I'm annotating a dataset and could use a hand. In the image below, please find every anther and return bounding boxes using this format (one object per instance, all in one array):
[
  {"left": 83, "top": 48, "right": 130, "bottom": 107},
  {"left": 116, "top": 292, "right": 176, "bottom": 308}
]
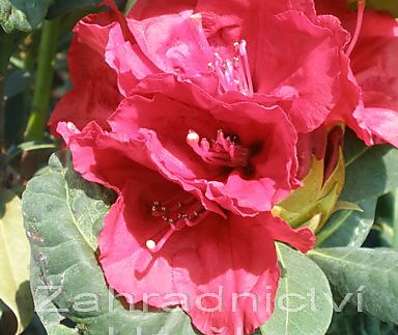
[{"left": 146, "top": 240, "right": 157, "bottom": 250}]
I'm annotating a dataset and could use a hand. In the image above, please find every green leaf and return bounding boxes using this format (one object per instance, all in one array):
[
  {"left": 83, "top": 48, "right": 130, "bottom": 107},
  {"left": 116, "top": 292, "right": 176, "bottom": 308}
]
[
  {"left": 10, "top": 0, "right": 53, "bottom": 27},
  {"left": 260, "top": 244, "right": 333, "bottom": 335},
  {"left": 4, "top": 69, "right": 31, "bottom": 98},
  {"left": 0, "top": 299, "right": 5, "bottom": 319},
  {"left": 327, "top": 304, "right": 398, "bottom": 335},
  {"left": 22, "top": 153, "right": 197, "bottom": 335},
  {"left": 317, "top": 197, "right": 377, "bottom": 247},
  {"left": 30, "top": 256, "right": 79, "bottom": 334},
  {"left": 365, "top": 0, "right": 398, "bottom": 17},
  {"left": 347, "top": 0, "right": 398, "bottom": 18},
  {"left": 47, "top": 0, "right": 101, "bottom": 18},
  {"left": 124, "top": 0, "right": 137, "bottom": 15},
  {"left": 0, "top": 190, "right": 34, "bottom": 333},
  {"left": 310, "top": 248, "right": 398, "bottom": 325},
  {"left": 342, "top": 131, "right": 398, "bottom": 203},
  {"left": 318, "top": 131, "right": 398, "bottom": 248},
  {"left": 0, "top": 30, "right": 23, "bottom": 74},
  {"left": 375, "top": 190, "right": 398, "bottom": 248},
  {"left": 7, "top": 141, "right": 57, "bottom": 160},
  {"left": 0, "top": 0, "right": 52, "bottom": 32}
]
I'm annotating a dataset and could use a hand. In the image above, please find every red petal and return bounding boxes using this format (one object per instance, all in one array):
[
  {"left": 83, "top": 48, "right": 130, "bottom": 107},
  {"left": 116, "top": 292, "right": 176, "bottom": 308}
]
[
  {"left": 100, "top": 187, "right": 285, "bottom": 335},
  {"left": 109, "top": 89, "right": 298, "bottom": 215},
  {"left": 49, "top": 13, "right": 122, "bottom": 133},
  {"left": 126, "top": 11, "right": 213, "bottom": 76},
  {"left": 265, "top": 215, "right": 316, "bottom": 253}
]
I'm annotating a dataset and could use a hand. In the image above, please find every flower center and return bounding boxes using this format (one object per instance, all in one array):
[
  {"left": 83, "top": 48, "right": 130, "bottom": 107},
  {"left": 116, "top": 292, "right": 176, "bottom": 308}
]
[
  {"left": 146, "top": 195, "right": 207, "bottom": 253},
  {"left": 186, "top": 129, "right": 249, "bottom": 168},
  {"left": 208, "top": 40, "right": 254, "bottom": 96}
]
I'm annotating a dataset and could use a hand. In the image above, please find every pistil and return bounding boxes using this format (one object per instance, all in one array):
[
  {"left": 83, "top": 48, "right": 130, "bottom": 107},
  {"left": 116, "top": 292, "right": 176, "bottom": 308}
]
[{"left": 145, "top": 196, "right": 206, "bottom": 253}]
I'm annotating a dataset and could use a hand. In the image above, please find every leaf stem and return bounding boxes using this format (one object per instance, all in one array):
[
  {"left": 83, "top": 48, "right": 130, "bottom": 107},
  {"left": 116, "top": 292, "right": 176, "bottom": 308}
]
[{"left": 24, "top": 18, "right": 61, "bottom": 141}]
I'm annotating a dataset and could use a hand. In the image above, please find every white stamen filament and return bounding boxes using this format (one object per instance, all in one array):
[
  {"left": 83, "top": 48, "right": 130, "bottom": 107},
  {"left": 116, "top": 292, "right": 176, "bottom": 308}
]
[{"left": 210, "top": 40, "right": 254, "bottom": 96}]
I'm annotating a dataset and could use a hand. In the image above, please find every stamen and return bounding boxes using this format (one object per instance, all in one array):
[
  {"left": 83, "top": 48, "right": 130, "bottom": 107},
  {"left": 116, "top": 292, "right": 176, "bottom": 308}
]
[
  {"left": 239, "top": 40, "right": 254, "bottom": 95},
  {"left": 210, "top": 40, "right": 254, "bottom": 96},
  {"left": 145, "top": 195, "right": 207, "bottom": 253},
  {"left": 146, "top": 240, "right": 157, "bottom": 250},
  {"left": 186, "top": 129, "right": 249, "bottom": 167},
  {"left": 190, "top": 13, "right": 202, "bottom": 23},
  {"left": 346, "top": 0, "right": 366, "bottom": 56},
  {"left": 146, "top": 228, "right": 175, "bottom": 253},
  {"left": 187, "top": 130, "right": 200, "bottom": 143}
]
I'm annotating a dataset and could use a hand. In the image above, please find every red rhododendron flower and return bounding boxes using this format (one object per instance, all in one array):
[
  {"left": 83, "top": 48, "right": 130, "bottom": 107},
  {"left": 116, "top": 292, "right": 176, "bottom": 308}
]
[
  {"left": 109, "top": 88, "right": 299, "bottom": 216},
  {"left": 49, "top": 0, "right": 366, "bottom": 216},
  {"left": 316, "top": 0, "right": 398, "bottom": 148},
  {"left": 57, "top": 121, "right": 315, "bottom": 335},
  {"left": 106, "top": 0, "right": 350, "bottom": 134},
  {"left": 50, "top": 0, "right": 352, "bottom": 135}
]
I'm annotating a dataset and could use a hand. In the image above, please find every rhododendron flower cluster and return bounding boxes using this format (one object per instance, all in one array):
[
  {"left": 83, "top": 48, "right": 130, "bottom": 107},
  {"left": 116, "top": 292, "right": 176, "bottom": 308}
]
[{"left": 50, "top": 0, "right": 398, "bottom": 334}]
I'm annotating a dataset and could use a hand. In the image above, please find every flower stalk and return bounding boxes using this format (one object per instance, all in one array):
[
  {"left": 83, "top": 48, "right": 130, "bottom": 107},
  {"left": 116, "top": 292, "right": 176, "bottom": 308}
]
[{"left": 24, "top": 18, "right": 61, "bottom": 141}]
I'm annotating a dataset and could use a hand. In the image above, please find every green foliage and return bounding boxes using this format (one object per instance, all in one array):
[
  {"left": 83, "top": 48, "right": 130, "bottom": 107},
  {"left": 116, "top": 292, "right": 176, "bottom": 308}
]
[
  {"left": 0, "top": 190, "right": 34, "bottom": 333},
  {"left": 366, "top": 0, "right": 398, "bottom": 17},
  {"left": 0, "top": 0, "right": 52, "bottom": 32},
  {"left": 318, "top": 197, "right": 378, "bottom": 247},
  {"left": 22, "top": 153, "right": 198, "bottom": 335},
  {"left": 318, "top": 131, "right": 398, "bottom": 248},
  {"left": 261, "top": 244, "right": 333, "bottom": 335},
  {"left": 310, "top": 248, "right": 398, "bottom": 325},
  {"left": 46, "top": 0, "right": 101, "bottom": 18},
  {"left": 0, "top": 0, "right": 397, "bottom": 333},
  {"left": 343, "top": 131, "right": 398, "bottom": 203},
  {"left": 327, "top": 305, "right": 398, "bottom": 335}
]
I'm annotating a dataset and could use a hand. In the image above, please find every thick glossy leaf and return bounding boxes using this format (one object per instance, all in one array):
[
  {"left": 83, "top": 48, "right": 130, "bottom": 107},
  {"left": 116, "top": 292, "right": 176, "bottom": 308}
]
[
  {"left": 48, "top": 326, "right": 80, "bottom": 335},
  {"left": 0, "top": 0, "right": 52, "bottom": 32},
  {"left": 318, "top": 131, "right": 398, "bottom": 248},
  {"left": 30, "top": 258, "right": 79, "bottom": 335},
  {"left": 327, "top": 304, "right": 398, "bottom": 335},
  {"left": 260, "top": 244, "right": 333, "bottom": 335},
  {"left": 0, "top": 190, "right": 34, "bottom": 333},
  {"left": 342, "top": 131, "right": 398, "bottom": 203},
  {"left": 375, "top": 190, "right": 398, "bottom": 248},
  {"left": 10, "top": 0, "right": 52, "bottom": 26},
  {"left": 310, "top": 248, "right": 398, "bottom": 325},
  {"left": 22, "top": 153, "right": 197, "bottom": 335},
  {"left": 317, "top": 197, "right": 377, "bottom": 248}
]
